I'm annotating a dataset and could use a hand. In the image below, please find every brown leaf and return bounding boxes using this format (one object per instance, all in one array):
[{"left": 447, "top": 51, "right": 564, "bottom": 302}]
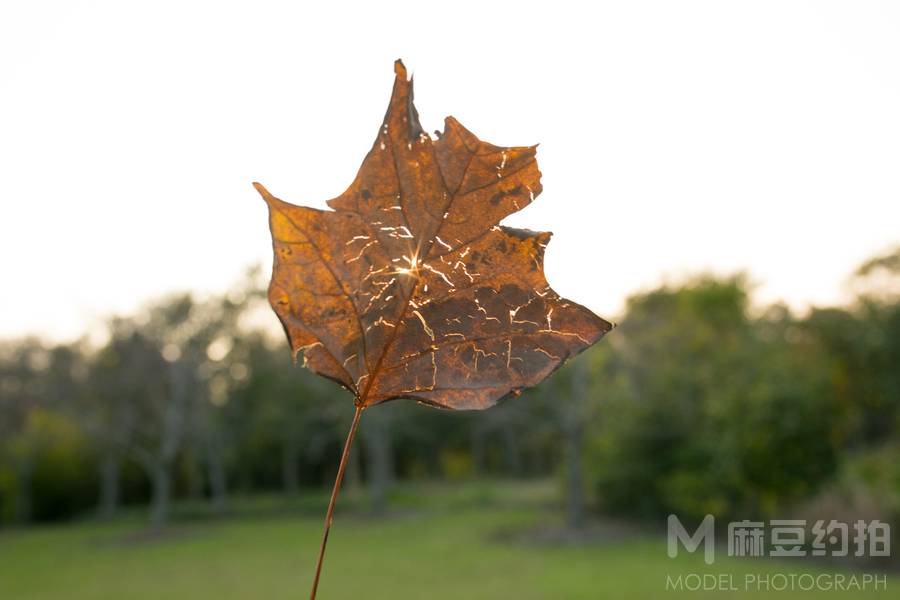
[{"left": 255, "top": 60, "right": 612, "bottom": 410}]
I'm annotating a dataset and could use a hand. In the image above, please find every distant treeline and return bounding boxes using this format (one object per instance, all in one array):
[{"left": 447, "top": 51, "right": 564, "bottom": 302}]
[{"left": 1, "top": 249, "right": 898, "bottom": 531}]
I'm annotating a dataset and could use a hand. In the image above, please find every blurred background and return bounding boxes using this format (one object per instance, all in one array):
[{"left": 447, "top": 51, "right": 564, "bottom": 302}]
[
  {"left": 2, "top": 1, "right": 899, "bottom": 598},
  {"left": 1, "top": 256, "right": 899, "bottom": 598}
]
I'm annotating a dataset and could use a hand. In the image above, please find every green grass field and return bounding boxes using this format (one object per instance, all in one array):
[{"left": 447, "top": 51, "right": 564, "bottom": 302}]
[{"left": 1, "top": 481, "right": 895, "bottom": 599}]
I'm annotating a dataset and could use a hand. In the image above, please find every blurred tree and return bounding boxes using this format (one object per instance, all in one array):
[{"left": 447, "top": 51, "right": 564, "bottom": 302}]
[
  {"left": 83, "top": 321, "right": 159, "bottom": 519},
  {"left": 532, "top": 349, "right": 599, "bottom": 530},
  {"left": 1, "top": 249, "right": 897, "bottom": 529},
  {"left": 562, "top": 355, "right": 589, "bottom": 529},
  {"left": 0, "top": 339, "right": 91, "bottom": 522},
  {"left": 0, "top": 339, "right": 52, "bottom": 522},
  {"left": 805, "top": 246, "right": 900, "bottom": 447},
  {"left": 587, "top": 276, "right": 844, "bottom": 520},
  {"left": 362, "top": 403, "right": 395, "bottom": 514},
  {"left": 90, "top": 292, "right": 246, "bottom": 528},
  {"left": 188, "top": 272, "right": 267, "bottom": 514}
]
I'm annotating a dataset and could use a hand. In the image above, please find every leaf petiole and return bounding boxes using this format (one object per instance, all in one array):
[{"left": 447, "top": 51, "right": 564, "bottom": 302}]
[{"left": 309, "top": 403, "right": 364, "bottom": 600}]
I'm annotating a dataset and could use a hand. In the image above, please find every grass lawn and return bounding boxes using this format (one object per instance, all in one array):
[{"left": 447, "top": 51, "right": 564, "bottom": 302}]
[{"left": 0, "top": 481, "right": 896, "bottom": 599}]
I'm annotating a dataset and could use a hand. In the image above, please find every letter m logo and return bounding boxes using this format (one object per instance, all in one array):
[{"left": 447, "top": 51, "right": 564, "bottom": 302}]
[{"left": 668, "top": 514, "right": 715, "bottom": 564}]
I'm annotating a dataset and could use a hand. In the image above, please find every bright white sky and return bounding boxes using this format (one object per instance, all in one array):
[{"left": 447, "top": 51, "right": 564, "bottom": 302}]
[{"left": 2, "top": 1, "right": 899, "bottom": 342}]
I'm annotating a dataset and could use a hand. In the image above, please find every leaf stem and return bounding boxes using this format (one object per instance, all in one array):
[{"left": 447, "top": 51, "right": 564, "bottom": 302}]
[{"left": 310, "top": 404, "right": 364, "bottom": 600}]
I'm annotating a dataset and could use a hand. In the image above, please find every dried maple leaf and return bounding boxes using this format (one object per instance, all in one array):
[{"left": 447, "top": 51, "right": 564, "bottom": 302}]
[
  {"left": 256, "top": 61, "right": 611, "bottom": 411},
  {"left": 253, "top": 60, "right": 612, "bottom": 599}
]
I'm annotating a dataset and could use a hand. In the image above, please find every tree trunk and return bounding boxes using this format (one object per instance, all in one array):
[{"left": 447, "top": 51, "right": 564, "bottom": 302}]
[
  {"left": 564, "top": 418, "right": 586, "bottom": 530},
  {"left": 147, "top": 359, "right": 189, "bottom": 529},
  {"left": 237, "top": 461, "right": 254, "bottom": 494},
  {"left": 97, "top": 451, "right": 120, "bottom": 519},
  {"left": 282, "top": 433, "right": 301, "bottom": 494},
  {"left": 207, "top": 444, "right": 228, "bottom": 514},
  {"left": 470, "top": 426, "right": 487, "bottom": 476},
  {"left": 501, "top": 424, "right": 522, "bottom": 476},
  {"left": 344, "top": 429, "right": 363, "bottom": 495},
  {"left": 364, "top": 409, "right": 393, "bottom": 514},
  {"left": 564, "top": 357, "right": 589, "bottom": 531},
  {"left": 184, "top": 446, "right": 205, "bottom": 501},
  {"left": 13, "top": 458, "right": 33, "bottom": 524},
  {"left": 149, "top": 462, "right": 171, "bottom": 530}
]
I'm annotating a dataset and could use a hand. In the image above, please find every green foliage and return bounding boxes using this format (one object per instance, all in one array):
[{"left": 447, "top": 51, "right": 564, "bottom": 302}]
[
  {"left": 26, "top": 410, "right": 97, "bottom": 521},
  {"left": 0, "top": 409, "right": 97, "bottom": 522},
  {"left": 587, "top": 277, "right": 845, "bottom": 521},
  {"left": 0, "top": 249, "right": 898, "bottom": 526},
  {"left": 807, "top": 441, "right": 900, "bottom": 524}
]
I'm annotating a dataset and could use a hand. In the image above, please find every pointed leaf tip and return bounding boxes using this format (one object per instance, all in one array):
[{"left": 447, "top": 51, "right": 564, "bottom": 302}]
[
  {"left": 394, "top": 59, "right": 407, "bottom": 79},
  {"left": 253, "top": 182, "right": 274, "bottom": 204}
]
